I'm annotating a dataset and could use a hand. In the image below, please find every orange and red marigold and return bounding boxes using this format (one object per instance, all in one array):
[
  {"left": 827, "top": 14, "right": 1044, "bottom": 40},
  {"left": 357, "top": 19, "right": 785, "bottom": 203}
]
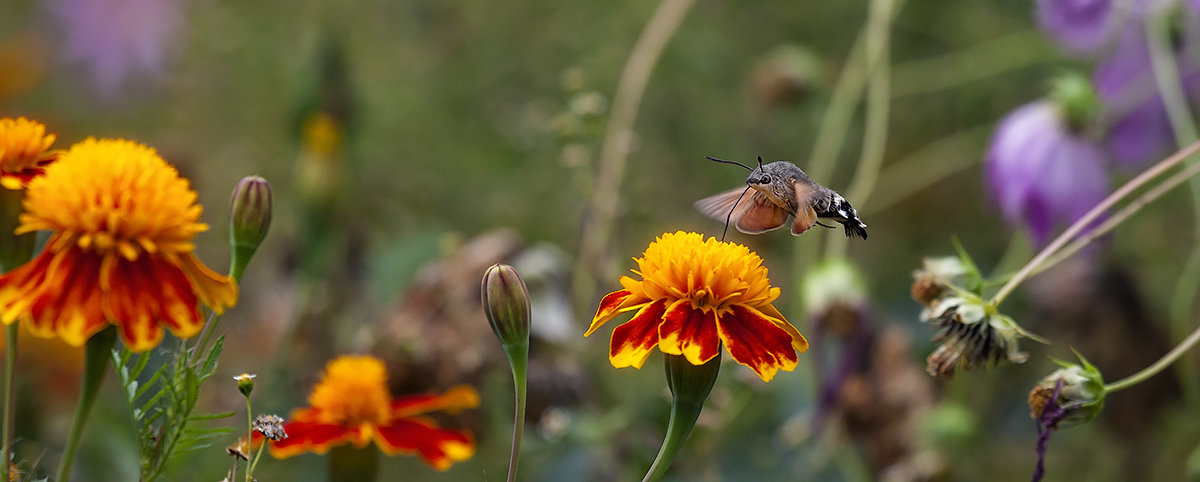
[
  {"left": 0, "top": 137, "right": 237, "bottom": 351},
  {"left": 267, "top": 355, "right": 479, "bottom": 471},
  {"left": 0, "top": 116, "right": 59, "bottom": 189},
  {"left": 585, "top": 231, "right": 809, "bottom": 382}
]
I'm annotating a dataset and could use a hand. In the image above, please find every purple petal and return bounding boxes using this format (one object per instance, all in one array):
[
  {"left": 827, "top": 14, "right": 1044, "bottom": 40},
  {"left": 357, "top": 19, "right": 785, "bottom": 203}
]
[
  {"left": 1035, "top": 0, "right": 1115, "bottom": 55},
  {"left": 49, "top": 0, "right": 185, "bottom": 97}
]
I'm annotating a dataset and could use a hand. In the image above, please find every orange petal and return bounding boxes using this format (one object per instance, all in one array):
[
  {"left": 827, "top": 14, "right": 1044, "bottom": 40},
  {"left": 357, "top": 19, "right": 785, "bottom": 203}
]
[
  {"left": 391, "top": 385, "right": 481, "bottom": 419},
  {"left": 585, "top": 289, "right": 645, "bottom": 336},
  {"left": 609, "top": 298, "right": 667, "bottom": 369},
  {"left": 269, "top": 419, "right": 363, "bottom": 459},
  {"left": 374, "top": 418, "right": 475, "bottom": 470},
  {"left": 177, "top": 253, "right": 238, "bottom": 313},
  {"left": 657, "top": 300, "right": 720, "bottom": 365},
  {"left": 716, "top": 304, "right": 800, "bottom": 382}
]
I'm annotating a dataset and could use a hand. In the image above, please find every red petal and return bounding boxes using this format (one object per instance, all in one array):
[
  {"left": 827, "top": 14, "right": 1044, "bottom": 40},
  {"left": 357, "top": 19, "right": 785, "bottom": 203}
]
[
  {"left": 391, "top": 385, "right": 480, "bottom": 419},
  {"left": 657, "top": 300, "right": 720, "bottom": 365},
  {"left": 717, "top": 305, "right": 800, "bottom": 382},
  {"left": 586, "top": 289, "right": 643, "bottom": 336},
  {"left": 374, "top": 418, "right": 475, "bottom": 470},
  {"left": 609, "top": 298, "right": 667, "bottom": 369},
  {"left": 269, "top": 419, "right": 364, "bottom": 458}
]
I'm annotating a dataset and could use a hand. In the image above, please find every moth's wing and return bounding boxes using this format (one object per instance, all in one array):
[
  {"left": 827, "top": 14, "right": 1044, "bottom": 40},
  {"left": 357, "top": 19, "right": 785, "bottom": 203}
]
[
  {"left": 790, "top": 180, "right": 823, "bottom": 236},
  {"left": 695, "top": 186, "right": 752, "bottom": 221},
  {"left": 735, "top": 192, "right": 790, "bottom": 234}
]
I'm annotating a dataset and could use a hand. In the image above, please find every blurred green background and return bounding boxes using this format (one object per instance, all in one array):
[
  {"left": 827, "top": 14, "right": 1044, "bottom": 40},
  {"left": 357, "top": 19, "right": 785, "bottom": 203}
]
[{"left": 2, "top": 0, "right": 1199, "bottom": 480}]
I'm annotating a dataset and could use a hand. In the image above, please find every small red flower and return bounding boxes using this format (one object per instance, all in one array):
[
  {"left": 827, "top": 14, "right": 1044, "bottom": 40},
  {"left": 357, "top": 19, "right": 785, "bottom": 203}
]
[{"left": 268, "top": 356, "right": 479, "bottom": 471}]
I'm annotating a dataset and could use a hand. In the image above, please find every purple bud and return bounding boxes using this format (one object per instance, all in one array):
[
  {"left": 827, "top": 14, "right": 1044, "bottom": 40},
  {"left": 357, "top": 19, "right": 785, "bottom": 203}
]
[
  {"left": 985, "top": 101, "right": 1109, "bottom": 246},
  {"left": 1035, "top": 0, "right": 1116, "bottom": 55},
  {"left": 482, "top": 264, "right": 531, "bottom": 348}
]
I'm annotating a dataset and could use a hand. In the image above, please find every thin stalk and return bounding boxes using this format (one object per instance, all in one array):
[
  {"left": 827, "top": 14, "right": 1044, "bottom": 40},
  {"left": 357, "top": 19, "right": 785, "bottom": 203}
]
[
  {"left": 575, "top": 0, "right": 696, "bottom": 305},
  {"left": 1147, "top": 7, "right": 1200, "bottom": 405},
  {"left": 641, "top": 398, "right": 705, "bottom": 482},
  {"left": 503, "top": 346, "right": 527, "bottom": 482},
  {"left": 990, "top": 140, "right": 1200, "bottom": 306},
  {"left": 1105, "top": 321, "right": 1200, "bottom": 392},
  {"left": 827, "top": 0, "right": 897, "bottom": 260},
  {"left": 2, "top": 324, "right": 15, "bottom": 480},
  {"left": 243, "top": 397, "right": 253, "bottom": 482},
  {"left": 57, "top": 327, "right": 116, "bottom": 482},
  {"left": 642, "top": 354, "right": 718, "bottom": 482}
]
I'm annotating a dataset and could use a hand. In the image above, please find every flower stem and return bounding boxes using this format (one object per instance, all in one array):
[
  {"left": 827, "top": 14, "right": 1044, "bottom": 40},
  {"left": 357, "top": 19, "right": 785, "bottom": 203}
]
[
  {"left": 243, "top": 397, "right": 253, "bottom": 482},
  {"left": 1147, "top": 8, "right": 1200, "bottom": 406},
  {"left": 503, "top": 343, "right": 527, "bottom": 482},
  {"left": 642, "top": 354, "right": 719, "bottom": 482},
  {"left": 57, "top": 326, "right": 116, "bottom": 482},
  {"left": 574, "top": 0, "right": 696, "bottom": 306},
  {"left": 2, "top": 323, "right": 16, "bottom": 480},
  {"left": 827, "top": 0, "right": 898, "bottom": 260},
  {"left": 990, "top": 140, "right": 1200, "bottom": 306},
  {"left": 1105, "top": 320, "right": 1200, "bottom": 393}
]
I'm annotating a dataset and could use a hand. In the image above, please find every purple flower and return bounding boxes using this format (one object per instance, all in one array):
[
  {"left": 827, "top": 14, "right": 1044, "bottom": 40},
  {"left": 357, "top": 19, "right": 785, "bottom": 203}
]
[
  {"left": 49, "top": 0, "right": 184, "bottom": 97},
  {"left": 986, "top": 101, "right": 1109, "bottom": 246},
  {"left": 1035, "top": 0, "right": 1117, "bottom": 55}
]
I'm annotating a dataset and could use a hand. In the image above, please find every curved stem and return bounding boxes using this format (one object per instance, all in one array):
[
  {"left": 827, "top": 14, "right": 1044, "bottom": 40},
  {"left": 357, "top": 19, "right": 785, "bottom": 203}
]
[
  {"left": 990, "top": 140, "right": 1200, "bottom": 306},
  {"left": 643, "top": 354, "right": 719, "bottom": 482},
  {"left": 57, "top": 327, "right": 116, "bottom": 482},
  {"left": 827, "top": 0, "right": 897, "bottom": 260},
  {"left": 1105, "top": 321, "right": 1200, "bottom": 393},
  {"left": 1147, "top": 7, "right": 1200, "bottom": 405},
  {"left": 503, "top": 344, "right": 527, "bottom": 482},
  {"left": 2, "top": 324, "right": 16, "bottom": 480},
  {"left": 575, "top": 0, "right": 696, "bottom": 305}
]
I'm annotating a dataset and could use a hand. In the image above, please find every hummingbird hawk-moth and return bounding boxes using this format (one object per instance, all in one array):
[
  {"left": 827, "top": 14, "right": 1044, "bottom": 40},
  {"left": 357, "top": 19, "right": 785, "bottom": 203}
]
[{"left": 695, "top": 156, "right": 868, "bottom": 239}]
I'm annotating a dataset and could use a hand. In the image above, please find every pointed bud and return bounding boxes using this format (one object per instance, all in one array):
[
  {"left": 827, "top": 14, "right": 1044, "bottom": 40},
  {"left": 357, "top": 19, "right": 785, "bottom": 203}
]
[
  {"left": 1028, "top": 354, "right": 1105, "bottom": 429},
  {"left": 229, "top": 176, "right": 272, "bottom": 281},
  {"left": 234, "top": 373, "right": 256, "bottom": 398},
  {"left": 482, "top": 264, "right": 531, "bottom": 349}
]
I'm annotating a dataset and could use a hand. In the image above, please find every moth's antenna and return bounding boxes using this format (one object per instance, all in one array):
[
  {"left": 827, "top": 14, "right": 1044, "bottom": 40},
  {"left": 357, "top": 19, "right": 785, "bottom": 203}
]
[
  {"left": 756, "top": 156, "right": 764, "bottom": 172},
  {"left": 706, "top": 156, "right": 754, "bottom": 172},
  {"left": 722, "top": 184, "right": 753, "bottom": 242}
]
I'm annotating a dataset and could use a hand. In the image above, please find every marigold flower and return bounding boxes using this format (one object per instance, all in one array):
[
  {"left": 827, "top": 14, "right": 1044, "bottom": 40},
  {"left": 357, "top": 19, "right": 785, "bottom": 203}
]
[
  {"left": 269, "top": 356, "right": 479, "bottom": 471},
  {"left": 0, "top": 138, "right": 237, "bottom": 351},
  {"left": 585, "top": 231, "right": 809, "bottom": 382},
  {"left": 0, "top": 116, "right": 59, "bottom": 189}
]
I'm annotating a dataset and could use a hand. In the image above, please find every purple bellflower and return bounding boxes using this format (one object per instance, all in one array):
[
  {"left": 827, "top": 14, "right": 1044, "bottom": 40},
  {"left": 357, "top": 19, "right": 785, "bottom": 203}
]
[
  {"left": 985, "top": 100, "right": 1109, "bottom": 246},
  {"left": 1035, "top": 0, "right": 1119, "bottom": 55}
]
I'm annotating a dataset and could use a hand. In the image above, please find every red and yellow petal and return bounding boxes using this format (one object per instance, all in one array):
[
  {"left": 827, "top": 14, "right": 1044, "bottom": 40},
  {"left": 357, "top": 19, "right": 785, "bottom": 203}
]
[
  {"left": 269, "top": 416, "right": 368, "bottom": 458},
  {"left": 176, "top": 253, "right": 238, "bottom": 314},
  {"left": 585, "top": 289, "right": 647, "bottom": 337},
  {"left": 374, "top": 418, "right": 475, "bottom": 470},
  {"left": 657, "top": 300, "right": 721, "bottom": 365},
  {"left": 103, "top": 254, "right": 205, "bottom": 352},
  {"left": 716, "top": 304, "right": 800, "bottom": 382},
  {"left": 754, "top": 303, "right": 809, "bottom": 354},
  {"left": 392, "top": 385, "right": 480, "bottom": 419},
  {"left": 609, "top": 298, "right": 668, "bottom": 369},
  {"left": 0, "top": 246, "right": 108, "bottom": 346}
]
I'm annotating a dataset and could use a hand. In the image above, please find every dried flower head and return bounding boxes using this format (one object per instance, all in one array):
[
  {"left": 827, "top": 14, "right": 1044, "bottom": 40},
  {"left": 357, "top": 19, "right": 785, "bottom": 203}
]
[
  {"left": 924, "top": 294, "right": 1041, "bottom": 380},
  {"left": 253, "top": 414, "right": 288, "bottom": 442}
]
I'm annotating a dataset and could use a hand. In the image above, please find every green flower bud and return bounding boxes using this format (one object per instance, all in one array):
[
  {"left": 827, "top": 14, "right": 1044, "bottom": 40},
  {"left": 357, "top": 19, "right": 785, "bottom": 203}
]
[
  {"left": 1028, "top": 353, "right": 1105, "bottom": 429},
  {"left": 481, "top": 263, "right": 531, "bottom": 349},
  {"left": 229, "top": 176, "right": 272, "bottom": 281},
  {"left": 1048, "top": 72, "right": 1101, "bottom": 133},
  {"left": 234, "top": 373, "right": 256, "bottom": 398}
]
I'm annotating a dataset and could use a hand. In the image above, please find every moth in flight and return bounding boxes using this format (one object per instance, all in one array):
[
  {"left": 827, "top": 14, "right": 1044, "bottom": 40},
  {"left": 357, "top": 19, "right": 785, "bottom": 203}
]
[{"left": 695, "top": 156, "right": 868, "bottom": 239}]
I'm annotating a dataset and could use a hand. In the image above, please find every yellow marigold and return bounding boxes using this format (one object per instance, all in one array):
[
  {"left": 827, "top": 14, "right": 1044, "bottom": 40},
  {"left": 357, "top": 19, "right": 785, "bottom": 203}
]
[
  {"left": 586, "top": 231, "right": 809, "bottom": 382},
  {"left": 268, "top": 356, "right": 479, "bottom": 470},
  {"left": 0, "top": 116, "right": 59, "bottom": 189},
  {"left": 0, "top": 138, "right": 237, "bottom": 351}
]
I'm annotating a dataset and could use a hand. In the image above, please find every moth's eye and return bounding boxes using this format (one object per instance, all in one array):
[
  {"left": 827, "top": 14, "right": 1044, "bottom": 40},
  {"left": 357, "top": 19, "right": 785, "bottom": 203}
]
[{"left": 759, "top": 175, "right": 772, "bottom": 184}]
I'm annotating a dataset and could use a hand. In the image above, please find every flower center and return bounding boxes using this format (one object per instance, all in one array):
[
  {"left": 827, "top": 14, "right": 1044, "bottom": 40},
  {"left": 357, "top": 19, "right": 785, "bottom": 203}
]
[
  {"left": 635, "top": 232, "right": 778, "bottom": 312},
  {"left": 18, "top": 138, "right": 208, "bottom": 259},
  {"left": 307, "top": 356, "right": 393, "bottom": 426}
]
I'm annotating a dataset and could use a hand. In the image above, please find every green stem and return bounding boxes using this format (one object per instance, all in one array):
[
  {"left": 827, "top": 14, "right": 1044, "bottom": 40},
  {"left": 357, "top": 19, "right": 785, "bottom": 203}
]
[
  {"left": 243, "top": 397, "right": 253, "bottom": 482},
  {"left": 827, "top": 0, "right": 897, "bottom": 260},
  {"left": 642, "top": 354, "right": 719, "bottom": 482},
  {"left": 990, "top": 140, "right": 1200, "bottom": 306},
  {"left": 57, "top": 327, "right": 116, "bottom": 482},
  {"left": 1147, "top": 7, "right": 1200, "bottom": 407},
  {"left": 574, "top": 0, "right": 696, "bottom": 307},
  {"left": 2, "top": 323, "right": 16, "bottom": 480},
  {"left": 503, "top": 343, "right": 527, "bottom": 482},
  {"left": 1105, "top": 320, "right": 1200, "bottom": 393}
]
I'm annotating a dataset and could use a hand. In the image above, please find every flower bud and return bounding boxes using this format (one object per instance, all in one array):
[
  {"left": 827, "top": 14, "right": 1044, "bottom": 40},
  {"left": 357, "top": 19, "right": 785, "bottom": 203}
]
[
  {"left": 234, "top": 373, "right": 256, "bottom": 398},
  {"left": 1028, "top": 355, "right": 1105, "bottom": 429},
  {"left": 482, "top": 264, "right": 531, "bottom": 349},
  {"left": 229, "top": 176, "right": 272, "bottom": 280},
  {"left": 911, "top": 256, "right": 967, "bottom": 307}
]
